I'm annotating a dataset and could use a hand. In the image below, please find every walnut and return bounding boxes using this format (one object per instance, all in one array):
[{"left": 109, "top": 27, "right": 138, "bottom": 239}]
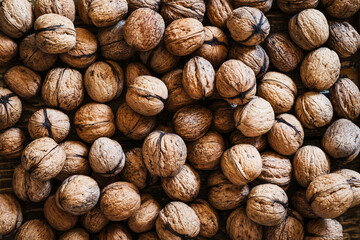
[
  {"left": 0, "top": 194, "right": 22, "bottom": 236},
  {"left": 210, "top": 101, "right": 235, "bottom": 133},
  {"left": 227, "top": 7, "right": 270, "bottom": 46},
  {"left": 215, "top": 59, "right": 256, "bottom": 105},
  {"left": 322, "top": 118, "right": 360, "bottom": 163},
  {"left": 300, "top": 47, "right": 340, "bottom": 91},
  {"left": 246, "top": 184, "right": 288, "bottom": 226},
  {"left": 44, "top": 194, "right": 79, "bottom": 231},
  {"left": 91, "top": 172, "right": 121, "bottom": 189},
  {"left": 74, "top": 103, "right": 116, "bottom": 143},
  {"left": 56, "top": 175, "right": 100, "bottom": 215},
  {"left": 277, "top": 0, "right": 319, "bottom": 14},
  {"left": 59, "top": 228, "right": 89, "bottom": 240},
  {"left": 164, "top": 18, "right": 205, "bottom": 56},
  {"left": 322, "top": 0, "right": 360, "bottom": 19},
  {"left": 207, "top": 171, "right": 250, "bottom": 210},
  {"left": 80, "top": 206, "right": 109, "bottom": 234},
  {"left": 125, "top": 62, "right": 151, "bottom": 87},
  {"left": 233, "top": 0, "right": 273, "bottom": 12},
  {"left": 264, "top": 33, "right": 304, "bottom": 73},
  {"left": 77, "top": 0, "right": 128, "bottom": 27},
  {"left": 334, "top": 169, "right": 360, "bottom": 208},
  {"left": 21, "top": 137, "right": 66, "bottom": 181},
  {"left": 230, "top": 130, "right": 267, "bottom": 151},
  {"left": 99, "top": 223, "right": 132, "bottom": 240},
  {"left": 155, "top": 122, "right": 174, "bottom": 133},
  {"left": 142, "top": 131, "right": 187, "bottom": 177},
  {"left": 128, "top": 0, "right": 160, "bottom": 11},
  {"left": 0, "top": 87, "right": 22, "bottom": 131},
  {"left": 226, "top": 207, "right": 263, "bottom": 240},
  {"left": 116, "top": 103, "right": 156, "bottom": 140},
  {"left": 126, "top": 75, "right": 168, "bottom": 116},
  {"left": 306, "top": 173, "right": 353, "bottom": 218},
  {"left": 100, "top": 181, "right": 141, "bottom": 221},
  {"left": 267, "top": 114, "right": 304, "bottom": 156},
  {"left": 28, "top": 108, "right": 70, "bottom": 142},
  {"left": 139, "top": 231, "right": 159, "bottom": 240},
  {"left": 234, "top": 97, "right": 275, "bottom": 137},
  {"left": 12, "top": 164, "right": 52, "bottom": 202},
  {"left": 0, "top": 0, "right": 33, "bottom": 38},
  {"left": 291, "top": 189, "right": 317, "bottom": 218},
  {"left": 156, "top": 201, "right": 200, "bottom": 240},
  {"left": 173, "top": 105, "right": 213, "bottom": 141},
  {"left": 206, "top": 0, "right": 233, "bottom": 28},
  {"left": 0, "top": 32, "right": 18, "bottom": 66},
  {"left": 35, "top": 0, "right": 75, "bottom": 22},
  {"left": 19, "top": 34, "right": 57, "bottom": 72},
  {"left": 14, "top": 220, "right": 55, "bottom": 240},
  {"left": 190, "top": 199, "right": 219, "bottom": 238},
  {"left": 330, "top": 78, "right": 360, "bottom": 120},
  {"left": 288, "top": 9, "right": 329, "bottom": 50},
  {"left": 0, "top": 128, "right": 26, "bottom": 159},
  {"left": 34, "top": 14, "right": 76, "bottom": 54},
  {"left": 161, "top": 0, "right": 205, "bottom": 24},
  {"left": 328, "top": 21, "right": 360, "bottom": 58},
  {"left": 123, "top": 8, "right": 165, "bottom": 51},
  {"left": 305, "top": 218, "right": 343, "bottom": 240}
]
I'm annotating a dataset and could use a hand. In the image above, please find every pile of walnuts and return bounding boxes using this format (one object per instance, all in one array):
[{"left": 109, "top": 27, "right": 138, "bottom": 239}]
[{"left": 0, "top": 0, "right": 360, "bottom": 239}]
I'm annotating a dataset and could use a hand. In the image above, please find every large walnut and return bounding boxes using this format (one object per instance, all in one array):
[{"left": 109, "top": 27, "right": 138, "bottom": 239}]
[
  {"left": 35, "top": 0, "right": 75, "bottom": 21},
  {"left": 0, "top": 194, "right": 22, "bottom": 236},
  {"left": 99, "top": 223, "right": 132, "bottom": 240},
  {"left": 0, "top": 87, "right": 22, "bottom": 131},
  {"left": 14, "top": 220, "right": 55, "bottom": 240},
  {"left": 322, "top": 0, "right": 360, "bottom": 19},
  {"left": 233, "top": 0, "right": 273, "bottom": 12},
  {"left": 328, "top": 21, "right": 360, "bottom": 58},
  {"left": 277, "top": 0, "right": 318, "bottom": 14},
  {"left": 206, "top": 0, "right": 233, "bottom": 28},
  {"left": 0, "top": 128, "right": 26, "bottom": 159},
  {"left": 0, "top": 32, "right": 18, "bottom": 66},
  {"left": 230, "top": 130, "right": 267, "bottom": 151},
  {"left": 291, "top": 189, "right": 317, "bottom": 218},
  {"left": 80, "top": 206, "right": 109, "bottom": 234},
  {"left": 305, "top": 218, "right": 343, "bottom": 240},
  {"left": 160, "top": 0, "right": 206, "bottom": 24},
  {"left": 190, "top": 199, "right": 220, "bottom": 238}
]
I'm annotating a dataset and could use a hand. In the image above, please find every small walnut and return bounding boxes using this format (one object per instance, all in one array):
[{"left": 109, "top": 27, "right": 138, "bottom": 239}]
[
  {"left": 277, "top": 0, "right": 319, "bottom": 14},
  {"left": 0, "top": 0, "right": 33, "bottom": 38},
  {"left": 28, "top": 108, "right": 70, "bottom": 142},
  {"left": 328, "top": 21, "right": 360, "bottom": 58},
  {"left": 267, "top": 114, "right": 304, "bottom": 156},
  {"left": 56, "top": 175, "right": 100, "bottom": 215},
  {"left": 230, "top": 130, "right": 267, "bottom": 151},
  {"left": 0, "top": 194, "right": 22, "bottom": 236},
  {"left": 322, "top": 118, "right": 360, "bottom": 163},
  {"left": 139, "top": 231, "right": 159, "bottom": 240},
  {"left": 246, "top": 184, "right": 288, "bottom": 226},
  {"left": 59, "top": 228, "right": 89, "bottom": 240},
  {"left": 161, "top": 0, "right": 206, "bottom": 24},
  {"left": 142, "top": 131, "right": 187, "bottom": 177},
  {"left": 234, "top": 97, "right": 275, "bottom": 137},
  {"left": 227, "top": 7, "right": 270, "bottom": 46},
  {"left": 206, "top": 0, "right": 233, "bottom": 28},
  {"left": 34, "top": 14, "right": 76, "bottom": 54},
  {"left": 210, "top": 101, "right": 235, "bottom": 133},
  {"left": 264, "top": 33, "right": 304, "bottom": 72},
  {"left": 216, "top": 60, "right": 256, "bottom": 105},
  {"left": 99, "top": 223, "right": 132, "bottom": 240},
  {"left": 74, "top": 103, "right": 116, "bottom": 143},
  {"left": 35, "top": 0, "right": 75, "bottom": 22},
  {"left": 156, "top": 201, "right": 200, "bottom": 240},
  {"left": 0, "top": 87, "right": 22, "bottom": 131},
  {"left": 0, "top": 128, "right": 26, "bottom": 159},
  {"left": 14, "top": 220, "right": 55, "bottom": 240},
  {"left": 128, "top": 0, "right": 160, "bottom": 11},
  {"left": 173, "top": 105, "right": 213, "bottom": 141},
  {"left": 190, "top": 199, "right": 219, "bottom": 238},
  {"left": 123, "top": 8, "right": 165, "bottom": 51},
  {"left": 125, "top": 62, "right": 151, "bottom": 87},
  {"left": 226, "top": 207, "right": 263, "bottom": 240},
  {"left": 305, "top": 218, "right": 343, "bottom": 240},
  {"left": 0, "top": 32, "right": 18, "bottom": 66},
  {"left": 80, "top": 206, "right": 109, "bottom": 234},
  {"left": 334, "top": 169, "right": 360, "bottom": 208},
  {"left": 291, "top": 189, "right": 317, "bottom": 218},
  {"left": 322, "top": 0, "right": 360, "bottom": 19},
  {"left": 306, "top": 173, "right": 353, "bottom": 218},
  {"left": 164, "top": 18, "right": 205, "bottom": 56},
  {"left": 100, "top": 181, "right": 141, "bottom": 221}
]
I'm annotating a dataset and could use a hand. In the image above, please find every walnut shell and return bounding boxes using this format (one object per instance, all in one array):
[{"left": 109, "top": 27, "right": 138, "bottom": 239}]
[
  {"left": 99, "top": 223, "right": 132, "bottom": 240},
  {"left": 14, "top": 220, "right": 55, "bottom": 240},
  {"left": 160, "top": 0, "right": 206, "bottom": 24},
  {"left": 305, "top": 218, "right": 343, "bottom": 240},
  {"left": 0, "top": 128, "right": 26, "bottom": 159},
  {"left": 125, "top": 62, "right": 151, "bottom": 87},
  {"left": 277, "top": 0, "right": 318, "bottom": 14},
  {"left": 0, "top": 32, "right": 18, "bottom": 66},
  {"left": 233, "top": 0, "right": 273, "bottom": 12},
  {"left": 59, "top": 228, "right": 89, "bottom": 240},
  {"left": 230, "top": 130, "right": 267, "bottom": 151},
  {"left": 328, "top": 21, "right": 360, "bottom": 58},
  {"left": 35, "top": 0, "right": 75, "bottom": 22},
  {"left": 291, "top": 189, "right": 317, "bottom": 218},
  {"left": 139, "top": 232, "right": 159, "bottom": 240},
  {"left": 322, "top": 0, "right": 360, "bottom": 19},
  {"left": 0, "top": 194, "right": 22, "bottom": 236},
  {"left": 206, "top": 0, "right": 233, "bottom": 28},
  {"left": 127, "top": 0, "right": 160, "bottom": 11},
  {"left": 190, "top": 199, "right": 219, "bottom": 238},
  {"left": 210, "top": 101, "right": 235, "bottom": 134},
  {"left": 0, "top": 87, "right": 22, "bottom": 130},
  {"left": 334, "top": 169, "right": 360, "bottom": 208},
  {"left": 80, "top": 206, "right": 109, "bottom": 234}
]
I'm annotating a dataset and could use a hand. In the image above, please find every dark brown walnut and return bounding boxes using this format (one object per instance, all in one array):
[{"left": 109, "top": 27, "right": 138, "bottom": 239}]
[
  {"left": 234, "top": 97, "right": 275, "bottom": 137},
  {"left": 126, "top": 75, "right": 168, "bottom": 116},
  {"left": 300, "top": 48, "right": 340, "bottom": 91},
  {"left": 56, "top": 175, "right": 100, "bottom": 215},
  {"left": 139, "top": 231, "right": 159, "bottom": 240},
  {"left": 288, "top": 9, "right": 329, "bottom": 50},
  {"left": 44, "top": 195, "right": 78, "bottom": 231},
  {"left": 190, "top": 199, "right": 219, "bottom": 238},
  {"left": 322, "top": 0, "right": 360, "bottom": 19},
  {"left": 91, "top": 172, "right": 121, "bottom": 189},
  {"left": 89, "top": 137, "right": 125, "bottom": 177},
  {"left": 246, "top": 184, "right": 288, "bottom": 226},
  {"left": 226, "top": 207, "right": 263, "bottom": 240},
  {"left": 328, "top": 21, "right": 360, "bottom": 58},
  {"left": 207, "top": 171, "right": 250, "bottom": 210},
  {"left": 206, "top": 0, "right": 233, "bottom": 28},
  {"left": 35, "top": 0, "right": 75, "bottom": 22},
  {"left": 322, "top": 118, "right": 360, "bottom": 163},
  {"left": 277, "top": 0, "right": 319, "bottom": 14},
  {"left": 0, "top": 0, "right": 33, "bottom": 38},
  {"left": 128, "top": 0, "right": 160, "bottom": 11},
  {"left": 80, "top": 206, "right": 109, "bottom": 234},
  {"left": 164, "top": 18, "right": 205, "bottom": 56},
  {"left": 123, "top": 8, "right": 165, "bottom": 51},
  {"left": 14, "top": 220, "right": 55, "bottom": 240},
  {"left": 125, "top": 62, "right": 151, "bottom": 87},
  {"left": 293, "top": 146, "right": 330, "bottom": 187},
  {"left": 12, "top": 164, "right": 52, "bottom": 202},
  {"left": 173, "top": 105, "right": 213, "bottom": 141},
  {"left": 233, "top": 0, "right": 273, "bottom": 12},
  {"left": 0, "top": 128, "right": 26, "bottom": 159},
  {"left": 155, "top": 122, "right": 174, "bottom": 133},
  {"left": 34, "top": 14, "right": 76, "bottom": 54},
  {"left": 230, "top": 130, "right": 267, "bottom": 151},
  {"left": 0, "top": 194, "right": 22, "bottom": 236},
  {"left": 291, "top": 189, "right": 317, "bottom": 218},
  {"left": 334, "top": 169, "right": 360, "bottom": 208},
  {"left": 100, "top": 181, "right": 141, "bottom": 221},
  {"left": 19, "top": 34, "right": 57, "bottom": 72},
  {"left": 28, "top": 108, "right": 70, "bottom": 142},
  {"left": 142, "top": 131, "right": 187, "bottom": 177},
  {"left": 77, "top": 0, "right": 128, "bottom": 27},
  {"left": 215, "top": 59, "right": 256, "bottom": 105},
  {"left": 74, "top": 103, "right": 116, "bottom": 143},
  {"left": 156, "top": 201, "right": 200, "bottom": 240},
  {"left": 306, "top": 173, "right": 353, "bottom": 218},
  {"left": 99, "top": 224, "right": 132, "bottom": 240},
  {"left": 305, "top": 218, "right": 343, "bottom": 240},
  {"left": 264, "top": 33, "right": 304, "bottom": 72},
  {"left": 210, "top": 101, "right": 235, "bottom": 133},
  {"left": 0, "top": 32, "right": 18, "bottom": 66},
  {"left": 227, "top": 7, "right": 270, "bottom": 46},
  {"left": 330, "top": 78, "right": 360, "bottom": 120},
  {"left": 0, "top": 87, "right": 22, "bottom": 131},
  {"left": 59, "top": 228, "right": 89, "bottom": 240},
  {"left": 128, "top": 194, "right": 161, "bottom": 233},
  {"left": 21, "top": 137, "right": 66, "bottom": 181},
  {"left": 161, "top": 0, "right": 205, "bottom": 24},
  {"left": 268, "top": 114, "right": 304, "bottom": 156}
]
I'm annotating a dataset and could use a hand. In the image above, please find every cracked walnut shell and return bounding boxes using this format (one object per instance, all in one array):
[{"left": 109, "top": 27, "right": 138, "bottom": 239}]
[
  {"left": 0, "top": 193, "right": 22, "bottom": 236},
  {"left": 14, "top": 220, "right": 55, "bottom": 240},
  {"left": 0, "top": 87, "right": 22, "bottom": 131},
  {"left": 0, "top": 128, "right": 26, "bottom": 159},
  {"left": 35, "top": 0, "right": 75, "bottom": 22},
  {"left": 160, "top": 0, "right": 206, "bottom": 24},
  {"left": 190, "top": 199, "right": 219, "bottom": 238}
]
